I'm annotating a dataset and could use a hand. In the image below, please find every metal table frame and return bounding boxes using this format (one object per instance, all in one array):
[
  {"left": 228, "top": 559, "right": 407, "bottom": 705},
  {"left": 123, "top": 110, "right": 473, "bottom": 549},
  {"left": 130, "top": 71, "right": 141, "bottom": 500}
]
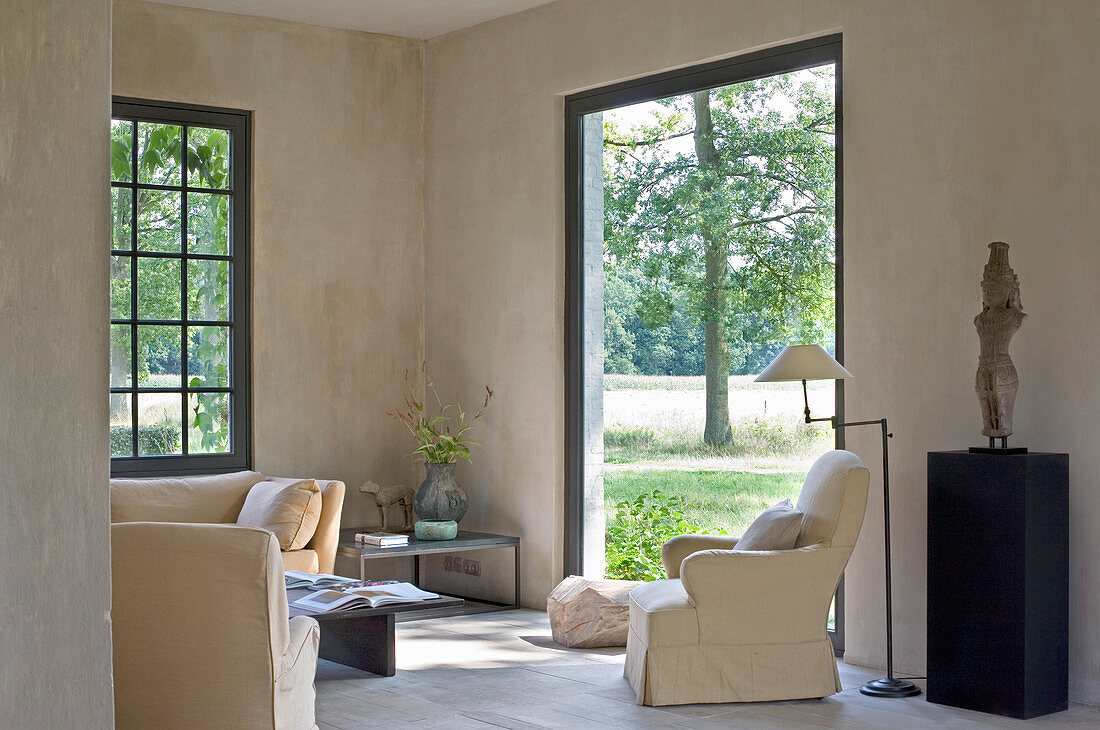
[{"left": 337, "top": 529, "right": 520, "bottom": 611}]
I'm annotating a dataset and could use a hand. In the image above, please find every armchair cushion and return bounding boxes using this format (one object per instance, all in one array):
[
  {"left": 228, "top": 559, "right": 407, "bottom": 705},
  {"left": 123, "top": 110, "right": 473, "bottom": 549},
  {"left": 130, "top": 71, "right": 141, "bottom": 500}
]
[
  {"left": 735, "top": 501, "right": 803, "bottom": 551},
  {"left": 628, "top": 579, "right": 698, "bottom": 647},
  {"left": 237, "top": 479, "right": 322, "bottom": 551}
]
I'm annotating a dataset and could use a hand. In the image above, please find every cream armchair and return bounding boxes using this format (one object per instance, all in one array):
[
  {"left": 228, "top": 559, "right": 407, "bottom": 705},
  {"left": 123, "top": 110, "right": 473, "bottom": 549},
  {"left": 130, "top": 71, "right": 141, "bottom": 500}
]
[
  {"left": 624, "top": 449, "right": 870, "bottom": 706},
  {"left": 112, "top": 522, "right": 320, "bottom": 730}
]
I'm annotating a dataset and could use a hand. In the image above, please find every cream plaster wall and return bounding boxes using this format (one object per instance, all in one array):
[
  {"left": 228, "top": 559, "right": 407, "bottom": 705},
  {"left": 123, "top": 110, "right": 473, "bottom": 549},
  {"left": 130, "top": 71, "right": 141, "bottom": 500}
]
[
  {"left": 0, "top": 0, "right": 115, "bottom": 725},
  {"left": 423, "top": 0, "right": 1100, "bottom": 703},
  {"left": 112, "top": 0, "right": 426, "bottom": 526}
]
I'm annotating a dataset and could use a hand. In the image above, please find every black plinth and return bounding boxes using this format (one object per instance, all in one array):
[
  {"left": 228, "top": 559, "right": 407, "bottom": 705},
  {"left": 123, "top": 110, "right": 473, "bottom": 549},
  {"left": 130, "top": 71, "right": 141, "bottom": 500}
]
[{"left": 927, "top": 451, "right": 1068, "bottom": 719}]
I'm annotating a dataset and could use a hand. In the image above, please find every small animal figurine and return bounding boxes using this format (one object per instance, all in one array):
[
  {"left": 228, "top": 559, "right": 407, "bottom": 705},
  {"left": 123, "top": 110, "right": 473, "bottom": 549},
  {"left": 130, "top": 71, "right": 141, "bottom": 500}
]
[{"left": 359, "top": 481, "right": 416, "bottom": 531}]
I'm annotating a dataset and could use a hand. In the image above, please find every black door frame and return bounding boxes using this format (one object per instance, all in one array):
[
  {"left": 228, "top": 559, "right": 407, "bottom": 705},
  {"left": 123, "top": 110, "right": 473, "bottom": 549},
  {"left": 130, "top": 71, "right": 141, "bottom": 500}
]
[{"left": 564, "top": 34, "right": 846, "bottom": 651}]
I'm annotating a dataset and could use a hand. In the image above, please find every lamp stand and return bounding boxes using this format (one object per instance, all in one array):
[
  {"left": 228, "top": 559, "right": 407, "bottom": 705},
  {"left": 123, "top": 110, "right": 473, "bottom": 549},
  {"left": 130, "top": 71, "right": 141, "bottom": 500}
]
[{"left": 800, "top": 380, "right": 921, "bottom": 699}]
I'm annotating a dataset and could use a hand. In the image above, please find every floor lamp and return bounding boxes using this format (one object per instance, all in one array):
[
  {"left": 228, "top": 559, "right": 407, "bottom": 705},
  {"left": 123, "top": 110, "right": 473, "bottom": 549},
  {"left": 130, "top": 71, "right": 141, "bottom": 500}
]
[{"left": 755, "top": 344, "right": 921, "bottom": 699}]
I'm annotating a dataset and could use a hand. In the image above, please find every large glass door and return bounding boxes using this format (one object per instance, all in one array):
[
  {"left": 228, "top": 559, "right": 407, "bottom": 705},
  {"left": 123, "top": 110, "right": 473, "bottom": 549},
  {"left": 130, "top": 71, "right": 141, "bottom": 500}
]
[{"left": 566, "top": 35, "right": 845, "bottom": 648}]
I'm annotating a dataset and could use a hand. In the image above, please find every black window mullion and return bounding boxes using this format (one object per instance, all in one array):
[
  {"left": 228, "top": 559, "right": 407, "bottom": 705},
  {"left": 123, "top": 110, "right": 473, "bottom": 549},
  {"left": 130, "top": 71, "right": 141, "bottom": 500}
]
[
  {"left": 106, "top": 250, "right": 229, "bottom": 262},
  {"left": 180, "top": 125, "right": 189, "bottom": 456},
  {"left": 111, "top": 318, "right": 230, "bottom": 327},
  {"left": 120, "top": 181, "right": 230, "bottom": 195},
  {"left": 122, "top": 387, "right": 231, "bottom": 394},
  {"left": 129, "top": 119, "right": 139, "bottom": 458}
]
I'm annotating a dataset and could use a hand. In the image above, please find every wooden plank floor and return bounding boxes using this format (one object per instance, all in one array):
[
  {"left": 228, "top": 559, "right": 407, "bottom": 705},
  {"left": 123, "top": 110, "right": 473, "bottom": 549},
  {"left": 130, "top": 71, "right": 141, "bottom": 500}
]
[{"left": 314, "top": 610, "right": 1099, "bottom": 729}]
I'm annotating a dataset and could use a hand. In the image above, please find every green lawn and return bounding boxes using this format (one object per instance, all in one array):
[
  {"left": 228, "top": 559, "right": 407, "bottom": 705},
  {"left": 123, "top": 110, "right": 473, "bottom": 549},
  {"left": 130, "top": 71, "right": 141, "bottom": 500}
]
[{"left": 604, "top": 469, "right": 805, "bottom": 537}]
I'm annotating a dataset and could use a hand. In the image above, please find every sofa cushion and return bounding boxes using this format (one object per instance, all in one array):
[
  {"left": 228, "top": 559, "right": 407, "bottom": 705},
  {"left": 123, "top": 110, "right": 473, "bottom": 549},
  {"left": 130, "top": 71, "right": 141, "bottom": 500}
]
[
  {"left": 110, "top": 470, "right": 266, "bottom": 523},
  {"left": 736, "top": 501, "right": 804, "bottom": 551},
  {"left": 237, "top": 479, "right": 322, "bottom": 551},
  {"left": 281, "top": 549, "right": 320, "bottom": 573}
]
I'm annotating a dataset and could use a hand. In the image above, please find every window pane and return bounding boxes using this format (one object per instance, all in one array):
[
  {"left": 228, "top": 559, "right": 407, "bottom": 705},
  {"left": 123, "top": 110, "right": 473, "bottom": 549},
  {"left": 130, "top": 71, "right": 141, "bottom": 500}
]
[
  {"left": 187, "top": 127, "right": 229, "bottom": 190},
  {"left": 110, "top": 391, "right": 134, "bottom": 457},
  {"left": 187, "top": 326, "right": 229, "bottom": 387},
  {"left": 188, "top": 392, "right": 230, "bottom": 454},
  {"left": 187, "top": 260, "right": 229, "bottom": 321},
  {"left": 137, "top": 122, "right": 182, "bottom": 185},
  {"left": 137, "top": 324, "right": 181, "bottom": 387},
  {"left": 137, "top": 189, "right": 182, "bottom": 252},
  {"left": 110, "top": 257, "right": 131, "bottom": 319},
  {"left": 110, "top": 421, "right": 133, "bottom": 457},
  {"left": 137, "top": 257, "right": 181, "bottom": 321},
  {"left": 111, "top": 120, "right": 133, "bottom": 182},
  {"left": 110, "top": 324, "right": 132, "bottom": 388},
  {"left": 138, "top": 392, "right": 183, "bottom": 455},
  {"left": 187, "top": 192, "right": 229, "bottom": 255},
  {"left": 111, "top": 187, "right": 132, "bottom": 250}
]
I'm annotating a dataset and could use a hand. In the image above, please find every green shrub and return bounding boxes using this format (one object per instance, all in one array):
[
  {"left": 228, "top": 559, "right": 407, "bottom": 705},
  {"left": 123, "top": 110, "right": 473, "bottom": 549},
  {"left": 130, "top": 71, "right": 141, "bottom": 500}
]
[
  {"left": 605, "top": 489, "right": 725, "bottom": 582},
  {"left": 729, "top": 418, "right": 820, "bottom": 456},
  {"left": 604, "top": 418, "right": 826, "bottom": 463},
  {"left": 603, "top": 426, "right": 659, "bottom": 450},
  {"left": 110, "top": 425, "right": 181, "bottom": 456}
]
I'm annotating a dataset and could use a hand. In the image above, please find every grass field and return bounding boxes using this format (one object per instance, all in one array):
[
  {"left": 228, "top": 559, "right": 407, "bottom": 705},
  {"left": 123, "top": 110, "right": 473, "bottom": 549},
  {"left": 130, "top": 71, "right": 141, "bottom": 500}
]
[
  {"left": 603, "top": 373, "right": 834, "bottom": 472},
  {"left": 604, "top": 469, "right": 804, "bottom": 536},
  {"left": 604, "top": 420, "right": 828, "bottom": 468}
]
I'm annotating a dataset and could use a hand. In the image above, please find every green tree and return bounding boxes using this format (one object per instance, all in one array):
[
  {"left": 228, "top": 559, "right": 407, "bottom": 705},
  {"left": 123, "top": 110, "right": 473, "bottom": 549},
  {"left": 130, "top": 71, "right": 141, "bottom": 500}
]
[
  {"left": 604, "top": 67, "right": 836, "bottom": 444},
  {"left": 604, "top": 308, "right": 636, "bottom": 374},
  {"left": 110, "top": 120, "right": 231, "bottom": 452}
]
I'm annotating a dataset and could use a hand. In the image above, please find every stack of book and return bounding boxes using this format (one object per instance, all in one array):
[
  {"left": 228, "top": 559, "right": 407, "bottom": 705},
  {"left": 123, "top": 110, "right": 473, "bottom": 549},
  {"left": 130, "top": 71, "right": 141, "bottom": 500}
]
[{"left": 355, "top": 531, "right": 409, "bottom": 547}]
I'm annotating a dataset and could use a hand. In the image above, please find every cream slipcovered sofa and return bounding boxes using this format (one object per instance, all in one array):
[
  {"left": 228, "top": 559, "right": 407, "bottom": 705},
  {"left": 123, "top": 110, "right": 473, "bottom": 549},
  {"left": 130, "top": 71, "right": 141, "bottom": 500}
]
[
  {"left": 624, "top": 449, "right": 870, "bottom": 706},
  {"left": 112, "top": 521, "right": 320, "bottom": 729},
  {"left": 110, "top": 470, "right": 346, "bottom": 573}
]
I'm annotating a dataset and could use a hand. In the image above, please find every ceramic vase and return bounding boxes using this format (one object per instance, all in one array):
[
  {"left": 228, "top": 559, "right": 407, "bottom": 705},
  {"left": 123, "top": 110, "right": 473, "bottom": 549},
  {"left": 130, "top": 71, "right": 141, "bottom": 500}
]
[{"left": 413, "top": 462, "right": 468, "bottom": 522}]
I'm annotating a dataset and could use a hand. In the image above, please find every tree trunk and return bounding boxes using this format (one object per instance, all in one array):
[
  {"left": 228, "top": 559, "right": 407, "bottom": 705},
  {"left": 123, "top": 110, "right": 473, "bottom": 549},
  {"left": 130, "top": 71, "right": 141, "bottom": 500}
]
[
  {"left": 110, "top": 197, "right": 130, "bottom": 422},
  {"left": 693, "top": 90, "right": 733, "bottom": 446}
]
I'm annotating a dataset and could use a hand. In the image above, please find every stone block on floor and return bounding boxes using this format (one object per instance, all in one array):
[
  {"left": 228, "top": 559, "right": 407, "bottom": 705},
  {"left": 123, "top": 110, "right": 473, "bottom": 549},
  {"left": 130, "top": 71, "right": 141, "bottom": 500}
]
[{"left": 547, "top": 575, "right": 641, "bottom": 648}]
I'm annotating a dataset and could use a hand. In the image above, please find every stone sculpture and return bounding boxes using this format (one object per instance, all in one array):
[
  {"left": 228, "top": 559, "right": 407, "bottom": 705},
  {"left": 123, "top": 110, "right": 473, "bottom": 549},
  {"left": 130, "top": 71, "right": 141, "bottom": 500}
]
[
  {"left": 974, "top": 242, "right": 1026, "bottom": 441},
  {"left": 547, "top": 575, "right": 641, "bottom": 648},
  {"left": 359, "top": 481, "right": 416, "bottom": 531}
]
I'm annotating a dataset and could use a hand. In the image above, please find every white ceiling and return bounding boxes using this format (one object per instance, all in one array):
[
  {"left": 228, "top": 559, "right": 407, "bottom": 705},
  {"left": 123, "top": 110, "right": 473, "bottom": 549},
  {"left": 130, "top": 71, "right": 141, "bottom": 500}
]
[{"left": 144, "top": 0, "right": 557, "bottom": 39}]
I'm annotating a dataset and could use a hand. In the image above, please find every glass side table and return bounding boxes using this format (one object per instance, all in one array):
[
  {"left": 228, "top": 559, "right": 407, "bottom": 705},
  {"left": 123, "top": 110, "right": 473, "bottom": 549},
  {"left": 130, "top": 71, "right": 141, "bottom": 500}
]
[{"left": 337, "top": 528, "right": 520, "bottom": 611}]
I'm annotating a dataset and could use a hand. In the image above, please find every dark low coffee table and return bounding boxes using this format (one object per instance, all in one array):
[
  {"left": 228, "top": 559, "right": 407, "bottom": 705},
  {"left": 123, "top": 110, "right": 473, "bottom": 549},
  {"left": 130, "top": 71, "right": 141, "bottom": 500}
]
[{"left": 288, "top": 589, "right": 463, "bottom": 676}]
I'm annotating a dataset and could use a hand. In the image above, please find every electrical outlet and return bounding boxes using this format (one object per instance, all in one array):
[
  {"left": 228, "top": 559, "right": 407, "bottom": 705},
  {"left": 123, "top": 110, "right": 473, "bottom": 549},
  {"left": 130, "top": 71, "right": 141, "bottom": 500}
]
[{"left": 462, "top": 559, "right": 481, "bottom": 576}]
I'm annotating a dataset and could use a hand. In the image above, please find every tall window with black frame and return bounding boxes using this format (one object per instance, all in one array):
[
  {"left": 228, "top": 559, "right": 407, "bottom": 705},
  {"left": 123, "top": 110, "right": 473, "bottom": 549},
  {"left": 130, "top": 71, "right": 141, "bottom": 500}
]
[{"left": 109, "top": 100, "right": 250, "bottom": 476}]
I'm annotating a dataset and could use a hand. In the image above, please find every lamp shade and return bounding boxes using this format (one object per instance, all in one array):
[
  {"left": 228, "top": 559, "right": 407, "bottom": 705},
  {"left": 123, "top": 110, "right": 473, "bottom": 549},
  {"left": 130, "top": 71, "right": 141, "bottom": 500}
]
[{"left": 754, "top": 344, "right": 853, "bottom": 382}]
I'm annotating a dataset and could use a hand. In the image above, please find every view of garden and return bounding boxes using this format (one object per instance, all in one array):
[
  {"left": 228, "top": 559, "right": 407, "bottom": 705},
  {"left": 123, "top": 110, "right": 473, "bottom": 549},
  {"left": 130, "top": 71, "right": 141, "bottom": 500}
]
[
  {"left": 110, "top": 118, "right": 235, "bottom": 458},
  {"left": 598, "top": 65, "right": 837, "bottom": 582}
]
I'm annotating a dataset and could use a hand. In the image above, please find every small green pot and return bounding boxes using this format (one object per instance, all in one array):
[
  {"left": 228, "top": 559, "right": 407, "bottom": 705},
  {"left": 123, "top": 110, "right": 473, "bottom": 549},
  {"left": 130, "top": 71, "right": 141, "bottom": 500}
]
[{"left": 414, "top": 519, "right": 458, "bottom": 541}]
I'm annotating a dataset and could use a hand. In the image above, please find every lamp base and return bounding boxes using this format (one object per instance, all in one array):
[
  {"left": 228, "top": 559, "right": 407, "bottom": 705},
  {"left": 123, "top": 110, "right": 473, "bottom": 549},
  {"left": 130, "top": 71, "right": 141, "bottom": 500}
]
[
  {"left": 860, "top": 677, "right": 922, "bottom": 698},
  {"left": 969, "top": 446, "right": 1028, "bottom": 455}
]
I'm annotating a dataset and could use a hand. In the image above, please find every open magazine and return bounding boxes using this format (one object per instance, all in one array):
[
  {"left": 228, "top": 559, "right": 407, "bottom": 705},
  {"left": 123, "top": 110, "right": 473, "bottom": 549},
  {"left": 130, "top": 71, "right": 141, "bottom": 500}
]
[
  {"left": 284, "top": 570, "right": 360, "bottom": 590},
  {"left": 291, "top": 582, "right": 440, "bottom": 612}
]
